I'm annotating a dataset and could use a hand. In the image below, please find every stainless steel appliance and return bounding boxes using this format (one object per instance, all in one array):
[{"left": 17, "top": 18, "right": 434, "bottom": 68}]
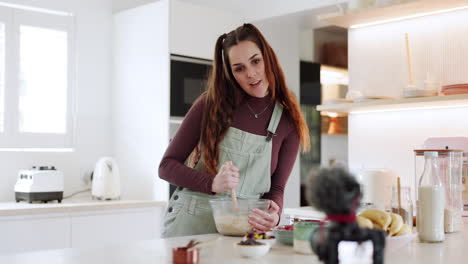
[{"left": 170, "top": 54, "right": 212, "bottom": 117}]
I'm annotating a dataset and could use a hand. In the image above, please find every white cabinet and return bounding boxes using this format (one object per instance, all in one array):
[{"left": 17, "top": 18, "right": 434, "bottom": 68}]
[
  {"left": 0, "top": 205, "right": 164, "bottom": 255},
  {"left": 0, "top": 213, "right": 70, "bottom": 254},
  {"left": 113, "top": 0, "right": 170, "bottom": 202},
  {"left": 71, "top": 207, "right": 162, "bottom": 248}
]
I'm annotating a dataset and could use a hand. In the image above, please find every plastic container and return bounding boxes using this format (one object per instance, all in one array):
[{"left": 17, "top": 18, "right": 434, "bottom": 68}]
[
  {"left": 209, "top": 198, "right": 270, "bottom": 236},
  {"left": 293, "top": 221, "right": 320, "bottom": 254},
  {"left": 273, "top": 226, "right": 294, "bottom": 246},
  {"left": 463, "top": 153, "right": 468, "bottom": 205}
]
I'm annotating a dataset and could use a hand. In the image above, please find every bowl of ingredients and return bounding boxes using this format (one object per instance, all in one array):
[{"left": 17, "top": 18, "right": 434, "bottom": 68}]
[
  {"left": 234, "top": 237, "right": 270, "bottom": 258},
  {"left": 243, "top": 231, "right": 276, "bottom": 247},
  {"left": 209, "top": 198, "right": 270, "bottom": 236},
  {"left": 273, "top": 224, "right": 294, "bottom": 246}
]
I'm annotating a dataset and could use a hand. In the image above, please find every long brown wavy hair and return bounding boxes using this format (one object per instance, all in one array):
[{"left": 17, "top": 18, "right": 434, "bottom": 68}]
[{"left": 191, "top": 23, "right": 310, "bottom": 175}]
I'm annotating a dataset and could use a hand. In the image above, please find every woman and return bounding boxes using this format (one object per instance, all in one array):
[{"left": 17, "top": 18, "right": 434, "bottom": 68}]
[{"left": 159, "top": 23, "right": 310, "bottom": 237}]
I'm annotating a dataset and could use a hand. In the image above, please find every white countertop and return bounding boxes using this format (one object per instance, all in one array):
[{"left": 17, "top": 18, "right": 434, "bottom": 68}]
[
  {"left": 283, "top": 206, "right": 325, "bottom": 220},
  {"left": 0, "top": 194, "right": 166, "bottom": 216},
  {"left": 1, "top": 219, "right": 467, "bottom": 264}
]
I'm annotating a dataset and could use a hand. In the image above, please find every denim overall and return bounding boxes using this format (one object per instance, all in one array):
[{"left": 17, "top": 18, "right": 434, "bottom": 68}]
[{"left": 161, "top": 103, "right": 283, "bottom": 237}]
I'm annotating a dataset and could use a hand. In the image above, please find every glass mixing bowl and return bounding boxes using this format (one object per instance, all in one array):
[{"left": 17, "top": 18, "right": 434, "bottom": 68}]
[{"left": 209, "top": 198, "right": 270, "bottom": 236}]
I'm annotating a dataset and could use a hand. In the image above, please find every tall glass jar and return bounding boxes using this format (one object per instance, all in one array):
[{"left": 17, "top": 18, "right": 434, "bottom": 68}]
[
  {"left": 443, "top": 151, "right": 464, "bottom": 233},
  {"left": 391, "top": 186, "right": 413, "bottom": 228},
  {"left": 417, "top": 151, "right": 445, "bottom": 243}
]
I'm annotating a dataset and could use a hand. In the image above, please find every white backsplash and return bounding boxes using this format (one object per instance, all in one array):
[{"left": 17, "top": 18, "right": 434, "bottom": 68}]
[
  {"left": 348, "top": 106, "right": 468, "bottom": 193},
  {"left": 348, "top": 9, "right": 468, "bottom": 197},
  {"left": 349, "top": 9, "right": 468, "bottom": 97}
]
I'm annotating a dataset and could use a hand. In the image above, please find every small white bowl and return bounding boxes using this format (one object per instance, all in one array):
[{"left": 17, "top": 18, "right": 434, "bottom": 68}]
[
  {"left": 234, "top": 242, "right": 270, "bottom": 258},
  {"left": 256, "top": 238, "right": 276, "bottom": 248}
]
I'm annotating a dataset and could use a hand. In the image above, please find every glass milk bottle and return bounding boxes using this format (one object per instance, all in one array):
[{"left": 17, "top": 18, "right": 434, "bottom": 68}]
[{"left": 417, "top": 151, "right": 445, "bottom": 243}]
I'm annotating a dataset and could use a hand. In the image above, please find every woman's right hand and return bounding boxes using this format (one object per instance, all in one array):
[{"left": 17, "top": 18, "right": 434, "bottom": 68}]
[{"left": 211, "top": 161, "right": 240, "bottom": 193}]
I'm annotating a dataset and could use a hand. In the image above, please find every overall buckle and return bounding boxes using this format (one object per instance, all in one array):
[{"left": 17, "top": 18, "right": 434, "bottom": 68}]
[{"left": 266, "top": 131, "right": 276, "bottom": 142}]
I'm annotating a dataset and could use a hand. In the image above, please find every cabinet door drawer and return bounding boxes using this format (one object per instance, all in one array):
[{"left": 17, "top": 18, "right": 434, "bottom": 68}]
[
  {"left": 71, "top": 207, "right": 161, "bottom": 248},
  {"left": 0, "top": 214, "right": 70, "bottom": 255}
]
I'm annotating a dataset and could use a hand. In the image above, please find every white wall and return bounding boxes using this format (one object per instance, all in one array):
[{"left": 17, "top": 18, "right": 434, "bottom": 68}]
[
  {"left": 170, "top": 0, "right": 245, "bottom": 59},
  {"left": 348, "top": 10, "right": 468, "bottom": 198},
  {"left": 0, "top": 0, "right": 113, "bottom": 201},
  {"left": 321, "top": 134, "right": 348, "bottom": 168},
  {"left": 256, "top": 17, "right": 302, "bottom": 209},
  {"left": 299, "top": 29, "right": 314, "bottom": 62},
  {"left": 113, "top": 0, "right": 169, "bottom": 201},
  {"left": 348, "top": 10, "right": 468, "bottom": 97}
]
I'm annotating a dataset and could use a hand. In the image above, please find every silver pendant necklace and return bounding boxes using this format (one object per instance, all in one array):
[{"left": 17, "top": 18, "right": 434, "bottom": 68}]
[{"left": 246, "top": 102, "right": 271, "bottom": 119}]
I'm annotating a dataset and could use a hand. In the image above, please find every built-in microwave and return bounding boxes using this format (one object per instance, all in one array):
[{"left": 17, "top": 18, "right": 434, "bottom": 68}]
[{"left": 170, "top": 54, "right": 212, "bottom": 117}]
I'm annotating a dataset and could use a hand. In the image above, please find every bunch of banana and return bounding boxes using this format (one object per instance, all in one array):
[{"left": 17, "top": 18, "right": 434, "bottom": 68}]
[{"left": 357, "top": 209, "right": 412, "bottom": 236}]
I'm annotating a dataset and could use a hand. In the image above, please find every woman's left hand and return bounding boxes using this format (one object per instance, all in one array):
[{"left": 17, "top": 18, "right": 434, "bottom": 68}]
[{"left": 248, "top": 200, "right": 280, "bottom": 232}]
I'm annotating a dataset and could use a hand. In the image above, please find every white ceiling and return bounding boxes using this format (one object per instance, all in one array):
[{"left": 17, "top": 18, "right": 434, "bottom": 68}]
[
  {"left": 176, "top": 0, "right": 254, "bottom": 14},
  {"left": 177, "top": 0, "right": 349, "bottom": 27}
]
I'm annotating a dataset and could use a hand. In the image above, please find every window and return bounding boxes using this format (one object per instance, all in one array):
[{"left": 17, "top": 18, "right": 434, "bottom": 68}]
[
  {"left": 0, "top": 22, "right": 4, "bottom": 133},
  {"left": 19, "top": 26, "right": 68, "bottom": 134},
  {"left": 0, "top": 6, "right": 75, "bottom": 148}
]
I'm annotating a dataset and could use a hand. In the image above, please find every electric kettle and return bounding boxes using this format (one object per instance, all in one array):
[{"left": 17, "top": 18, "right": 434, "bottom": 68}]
[{"left": 92, "top": 157, "right": 121, "bottom": 200}]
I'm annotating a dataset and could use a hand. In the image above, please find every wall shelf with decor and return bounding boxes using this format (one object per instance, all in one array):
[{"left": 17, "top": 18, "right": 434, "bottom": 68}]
[
  {"left": 319, "top": 0, "right": 468, "bottom": 29},
  {"left": 316, "top": 94, "right": 468, "bottom": 114}
]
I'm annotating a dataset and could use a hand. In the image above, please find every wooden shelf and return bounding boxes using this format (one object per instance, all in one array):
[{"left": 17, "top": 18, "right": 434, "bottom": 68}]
[
  {"left": 316, "top": 94, "right": 468, "bottom": 113},
  {"left": 320, "top": 0, "right": 468, "bottom": 28}
]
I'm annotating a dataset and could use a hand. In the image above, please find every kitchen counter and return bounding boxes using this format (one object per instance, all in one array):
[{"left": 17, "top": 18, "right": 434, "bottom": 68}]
[
  {"left": 0, "top": 195, "right": 166, "bottom": 216},
  {"left": 1, "top": 219, "right": 467, "bottom": 264},
  {"left": 283, "top": 206, "right": 325, "bottom": 221}
]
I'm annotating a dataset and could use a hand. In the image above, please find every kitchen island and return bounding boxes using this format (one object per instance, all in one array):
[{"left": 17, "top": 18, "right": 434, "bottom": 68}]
[{"left": 1, "top": 219, "right": 467, "bottom": 264}]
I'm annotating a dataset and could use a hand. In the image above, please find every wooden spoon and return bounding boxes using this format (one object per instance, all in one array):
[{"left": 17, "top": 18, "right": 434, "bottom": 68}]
[
  {"left": 227, "top": 161, "right": 240, "bottom": 212},
  {"left": 231, "top": 189, "right": 240, "bottom": 212}
]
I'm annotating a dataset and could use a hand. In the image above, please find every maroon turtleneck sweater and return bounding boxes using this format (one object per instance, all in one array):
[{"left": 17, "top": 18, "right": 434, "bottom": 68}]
[{"left": 158, "top": 94, "right": 300, "bottom": 215}]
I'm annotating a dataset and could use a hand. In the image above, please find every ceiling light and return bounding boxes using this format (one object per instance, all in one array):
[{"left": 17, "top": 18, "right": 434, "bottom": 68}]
[{"left": 350, "top": 6, "right": 468, "bottom": 29}]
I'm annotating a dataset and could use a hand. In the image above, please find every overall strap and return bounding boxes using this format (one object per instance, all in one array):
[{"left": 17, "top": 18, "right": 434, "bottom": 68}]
[{"left": 266, "top": 103, "right": 283, "bottom": 142}]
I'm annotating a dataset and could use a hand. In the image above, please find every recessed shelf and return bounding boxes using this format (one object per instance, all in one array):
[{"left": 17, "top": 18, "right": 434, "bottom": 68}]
[
  {"left": 169, "top": 117, "right": 184, "bottom": 124},
  {"left": 316, "top": 94, "right": 468, "bottom": 113},
  {"left": 320, "top": 0, "right": 468, "bottom": 28}
]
